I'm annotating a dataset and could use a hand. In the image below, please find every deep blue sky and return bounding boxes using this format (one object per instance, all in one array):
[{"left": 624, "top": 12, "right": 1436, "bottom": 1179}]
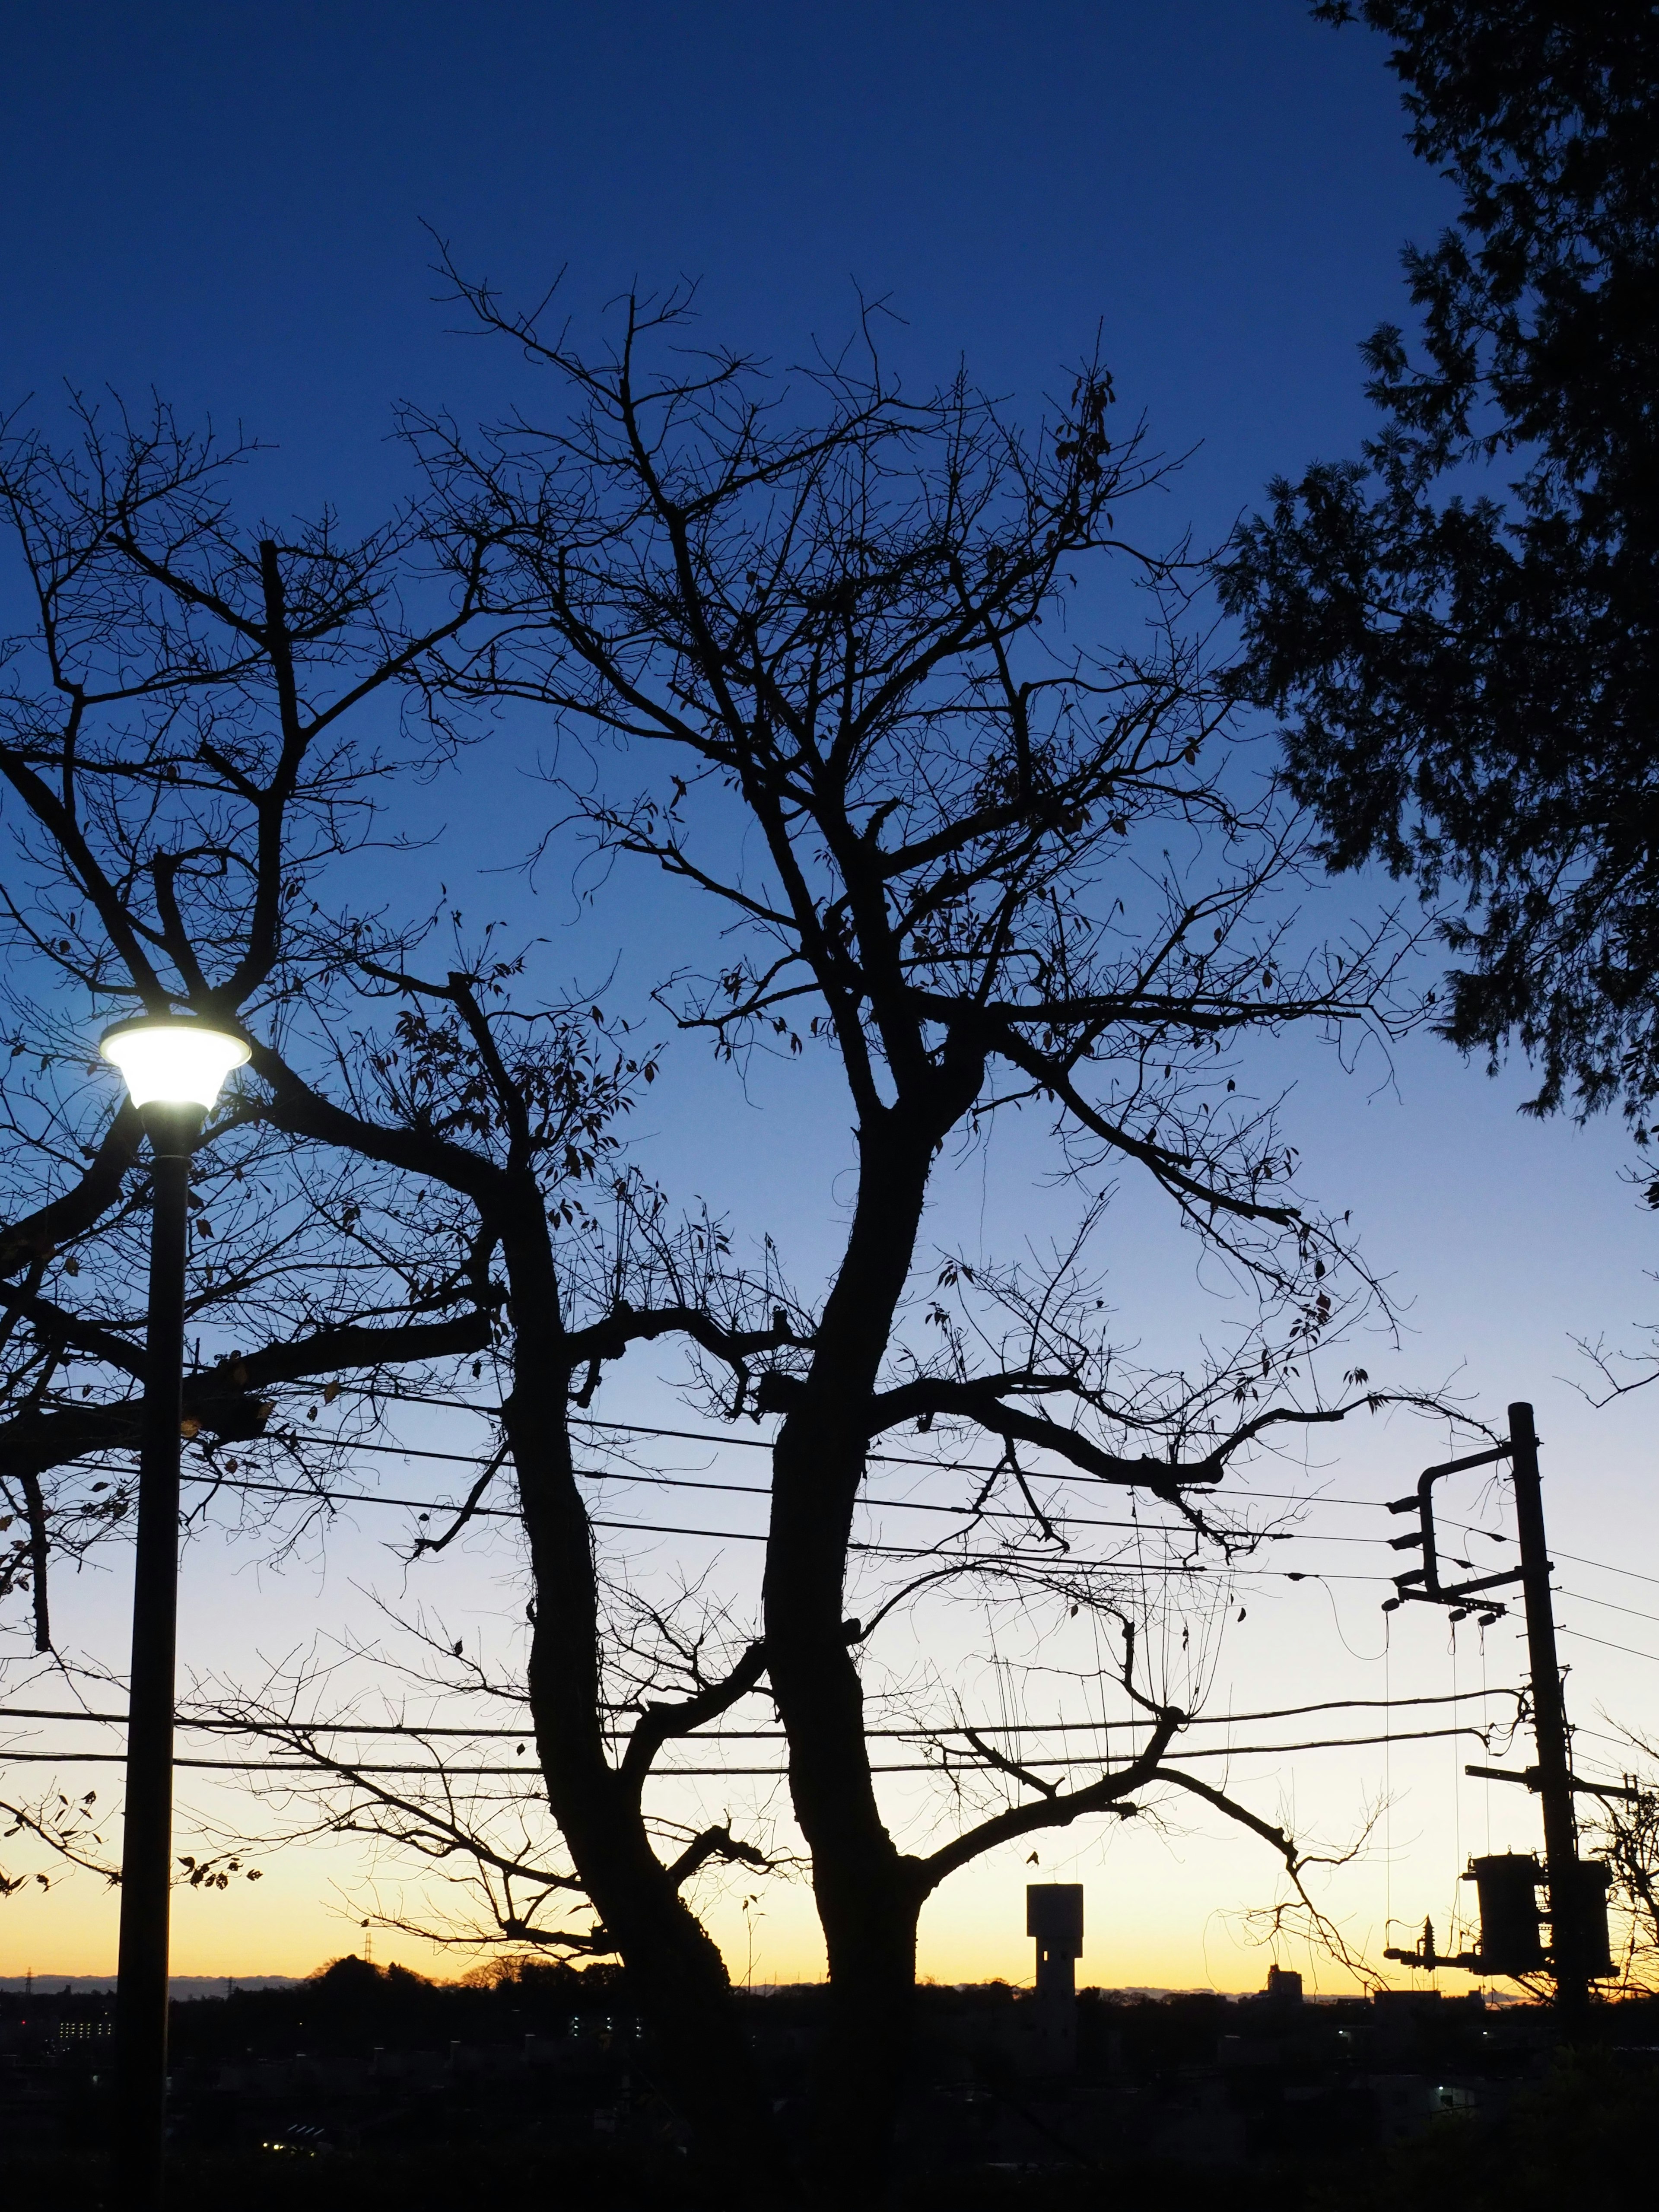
[
  {"left": 5, "top": 0, "right": 1450, "bottom": 528},
  {"left": 6, "top": 3, "right": 1658, "bottom": 1987}
]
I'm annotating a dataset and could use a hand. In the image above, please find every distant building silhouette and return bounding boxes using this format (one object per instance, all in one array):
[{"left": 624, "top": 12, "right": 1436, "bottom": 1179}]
[{"left": 1026, "top": 1883, "right": 1084, "bottom": 2072}]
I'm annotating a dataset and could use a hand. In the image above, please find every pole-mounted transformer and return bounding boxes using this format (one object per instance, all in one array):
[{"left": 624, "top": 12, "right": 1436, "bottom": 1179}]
[{"left": 1463, "top": 1854, "right": 1546, "bottom": 1977}]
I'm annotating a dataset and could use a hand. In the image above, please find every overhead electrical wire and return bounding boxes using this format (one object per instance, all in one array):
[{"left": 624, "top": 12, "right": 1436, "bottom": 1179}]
[
  {"left": 144, "top": 1466, "right": 1398, "bottom": 1578},
  {"left": 0, "top": 1683, "right": 1518, "bottom": 1740},
  {"left": 66, "top": 1452, "right": 1335, "bottom": 1541},
  {"left": 39, "top": 1414, "right": 1659, "bottom": 1602},
  {"left": 173, "top": 1466, "right": 1258, "bottom": 1543},
  {"left": 219, "top": 1389, "right": 1454, "bottom": 1512},
  {"left": 17, "top": 1399, "right": 1644, "bottom": 1856},
  {"left": 55, "top": 1455, "right": 1653, "bottom": 1605},
  {"left": 43, "top": 1461, "right": 1632, "bottom": 1615},
  {"left": 0, "top": 1722, "right": 1496, "bottom": 1777},
  {"left": 1556, "top": 1624, "right": 1659, "bottom": 1668},
  {"left": 1570, "top": 1720, "right": 1654, "bottom": 1756},
  {"left": 1553, "top": 1587, "right": 1659, "bottom": 1630}
]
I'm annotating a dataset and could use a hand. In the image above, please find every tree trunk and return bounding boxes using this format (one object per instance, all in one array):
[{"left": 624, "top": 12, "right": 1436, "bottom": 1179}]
[
  {"left": 764, "top": 1085, "right": 974, "bottom": 2193},
  {"left": 499, "top": 1202, "right": 777, "bottom": 2187},
  {"left": 810, "top": 1856, "right": 924, "bottom": 2197}
]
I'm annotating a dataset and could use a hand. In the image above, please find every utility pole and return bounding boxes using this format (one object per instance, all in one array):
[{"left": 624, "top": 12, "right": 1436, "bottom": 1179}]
[
  {"left": 1507, "top": 1402, "right": 1587, "bottom": 2022},
  {"left": 1382, "top": 1402, "right": 1611, "bottom": 2019}
]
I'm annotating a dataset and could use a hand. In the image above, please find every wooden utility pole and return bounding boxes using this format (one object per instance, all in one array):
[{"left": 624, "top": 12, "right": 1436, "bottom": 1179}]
[{"left": 1507, "top": 1401, "right": 1588, "bottom": 2021}]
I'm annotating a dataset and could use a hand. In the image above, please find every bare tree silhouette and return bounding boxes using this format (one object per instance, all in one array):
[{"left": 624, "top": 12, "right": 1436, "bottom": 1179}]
[{"left": 402, "top": 276, "right": 1433, "bottom": 2189}]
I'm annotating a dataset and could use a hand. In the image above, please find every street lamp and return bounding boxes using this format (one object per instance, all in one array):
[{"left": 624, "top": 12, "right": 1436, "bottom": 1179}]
[{"left": 99, "top": 1013, "right": 249, "bottom": 2204}]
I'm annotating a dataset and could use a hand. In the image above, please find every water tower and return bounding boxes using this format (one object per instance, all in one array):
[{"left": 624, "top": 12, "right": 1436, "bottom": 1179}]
[{"left": 1026, "top": 1883, "right": 1084, "bottom": 2071}]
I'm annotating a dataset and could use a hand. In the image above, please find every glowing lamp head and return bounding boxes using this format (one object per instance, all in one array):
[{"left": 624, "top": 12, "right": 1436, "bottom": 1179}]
[{"left": 99, "top": 1014, "right": 250, "bottom": 1110}]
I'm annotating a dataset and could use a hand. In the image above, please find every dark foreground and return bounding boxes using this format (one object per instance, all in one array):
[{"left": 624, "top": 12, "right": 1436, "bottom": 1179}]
[
  {"left": 4, "top": 1961, "right": 1655, "bottom": 2207},
  {"left": 3, "top": 2059, "right": 1656, "bottom": 2212}
]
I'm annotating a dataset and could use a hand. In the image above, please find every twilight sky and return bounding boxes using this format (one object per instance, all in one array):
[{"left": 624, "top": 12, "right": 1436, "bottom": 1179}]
[{"left": 3, "top": 0, "right": 1656, "bottom": 1994}]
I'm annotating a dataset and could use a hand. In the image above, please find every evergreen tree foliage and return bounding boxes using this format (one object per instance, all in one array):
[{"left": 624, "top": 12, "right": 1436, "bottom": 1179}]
[{"left": 1220, "top": 3, "right": 1659, "bottom": 1159}]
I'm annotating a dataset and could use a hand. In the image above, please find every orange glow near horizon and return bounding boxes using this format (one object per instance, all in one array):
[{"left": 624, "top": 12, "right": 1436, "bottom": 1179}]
[{"left": 0, "top": 1827, "right": 1405, "bottom": 2000}]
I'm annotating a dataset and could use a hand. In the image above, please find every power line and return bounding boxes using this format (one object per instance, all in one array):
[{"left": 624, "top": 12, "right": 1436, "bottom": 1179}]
[
  {"left": 118, "top": 1452, "right": 1659, "bottom": 1611},
  {"left": 179, "top": 1465, "right": 1255, "bottom": 1543},
  {"left": 1555, "top": 1586, "right": 1659, "bottom": 1630},
  {"left": 176, "top": 1449, "right": 1331, "bottom": 1543},
  {"left": 167, "top": 1467, "right": 1409, "bottom": 1577},
  {"left": 84, "top": 1452, "right": 1306, "bottom": 1545},
  {"left": 1557, "top": 1625, "right": 1659, "bottom": 1668},
  {"left": 0, "top": 1722, "right": 1494, "bottom": 1777},
  {"left": 195, "top": 1390, "right": 1418, "bottom": 1507},
  {"left": 177, "top": 1466, "right": 1659, "bottom": 1599},
  {"left": 1552, "top": 1548, "right": 1659, "bottom": 1592},
  {"left": 1430, "top": 1516, "right": 1659, "bottom": 1596},
  {"left": 558, "top": 1422, "right": 1659, "bottom": 1589},
  {"left": 569, "top": 1414, "right": 1403, "bottom": 1510},
  {"left": 0, "top": 1684, "right": 1519, "bottom": 1740},
  {"left": 1570, "top": 1721, "right": 1653, "bottom": 1754},
  {"left": 62, "top": 1415, "right": 1659, "bottom": 1592}
]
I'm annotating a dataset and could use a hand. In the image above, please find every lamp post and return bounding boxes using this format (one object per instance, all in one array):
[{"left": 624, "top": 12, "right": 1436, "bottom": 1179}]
[{"left": 99, "top": 1013, "right": 249, "bottom": 2205}]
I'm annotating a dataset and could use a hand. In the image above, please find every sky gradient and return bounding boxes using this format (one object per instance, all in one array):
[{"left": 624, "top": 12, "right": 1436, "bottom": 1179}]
[{"left": 3, "top": 0, "right": 1656, "bottom": 1995}]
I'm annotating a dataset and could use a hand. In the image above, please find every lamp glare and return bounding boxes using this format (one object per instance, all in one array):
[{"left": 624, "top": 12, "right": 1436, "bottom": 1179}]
[{"left": 99, "top": 1018, "right": 251, "bottom": 1109}]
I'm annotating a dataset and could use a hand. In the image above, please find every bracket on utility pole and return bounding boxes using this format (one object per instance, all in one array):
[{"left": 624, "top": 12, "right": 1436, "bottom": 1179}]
[
  {"left": 1465, "top": 1763, "right": 1650, "bottom": 1806},
  {"left": 1381, "top": 1441, "right": 1525, "bottom": 1622}
]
